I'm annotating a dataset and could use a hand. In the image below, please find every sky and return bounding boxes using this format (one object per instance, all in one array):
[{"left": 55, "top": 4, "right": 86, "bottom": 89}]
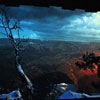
[{"left": 0, "top": 5, "right": 100, "bottom": 42}]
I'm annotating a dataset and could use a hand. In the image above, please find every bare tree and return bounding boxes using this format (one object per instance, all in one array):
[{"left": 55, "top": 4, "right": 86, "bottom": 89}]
[{"left": 0, "top": 8, "right": 34, "bottom": 94}]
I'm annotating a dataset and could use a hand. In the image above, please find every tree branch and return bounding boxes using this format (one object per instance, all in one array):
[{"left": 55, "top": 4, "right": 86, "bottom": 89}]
[{"left": 0, "top": 8, "right": 34, "bottom": 95}]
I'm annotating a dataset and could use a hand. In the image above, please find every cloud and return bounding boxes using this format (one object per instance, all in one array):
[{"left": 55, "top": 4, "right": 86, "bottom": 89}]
[
  {"left": 30, "top": 33, "right": 40, "bottom": 39},
  {"left": 0, "top": 5, "right": 100, "bottom": 42},
  {"left": 59, "top": 11, "right": 100, "bottom": 40},
  {"left": 6, "top": 6, "right": 85, "bottom": 22}
]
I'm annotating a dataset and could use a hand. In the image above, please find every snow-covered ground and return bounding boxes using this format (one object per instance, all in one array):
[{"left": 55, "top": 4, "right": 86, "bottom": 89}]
[
  {"left": 58, "top": 90, "right": 100, "bottom": 99},
  {"left": 0, "top": 90, "right": 22, "bottom": 100},
  {"left": 56, "top": 83, "right": 100, "bottom": 99}
]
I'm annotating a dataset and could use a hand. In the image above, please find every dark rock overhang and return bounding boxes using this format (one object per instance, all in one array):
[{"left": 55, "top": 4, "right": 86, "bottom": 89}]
[{"left": 0, "top": 0, "right": 99, "bottom": 12}]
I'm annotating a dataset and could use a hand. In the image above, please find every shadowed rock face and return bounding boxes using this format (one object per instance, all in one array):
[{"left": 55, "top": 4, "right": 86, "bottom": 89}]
[
  {"left": 33, "top": 72, "right": 74, "bottom": 86},
  {"left": 59, "top": 58, "right": 100, "bottom": 93},
  {"left": 0, "top": 39, "right": 100, "bottom": 93}
]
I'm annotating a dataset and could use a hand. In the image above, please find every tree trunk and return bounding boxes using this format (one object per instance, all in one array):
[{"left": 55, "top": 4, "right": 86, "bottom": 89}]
[{"left": 14, "top": 43, "right": 33, "bottom": 94}]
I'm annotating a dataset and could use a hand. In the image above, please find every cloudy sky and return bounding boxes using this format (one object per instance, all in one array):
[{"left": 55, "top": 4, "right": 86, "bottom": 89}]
[{"left": 0, "top": 5, "right": 100, "bottom": 42}]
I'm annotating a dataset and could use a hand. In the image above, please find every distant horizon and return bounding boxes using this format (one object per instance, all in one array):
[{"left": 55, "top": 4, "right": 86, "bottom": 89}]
[{"left": 1, "top": 37, "right": 100, "bottom": 43}]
